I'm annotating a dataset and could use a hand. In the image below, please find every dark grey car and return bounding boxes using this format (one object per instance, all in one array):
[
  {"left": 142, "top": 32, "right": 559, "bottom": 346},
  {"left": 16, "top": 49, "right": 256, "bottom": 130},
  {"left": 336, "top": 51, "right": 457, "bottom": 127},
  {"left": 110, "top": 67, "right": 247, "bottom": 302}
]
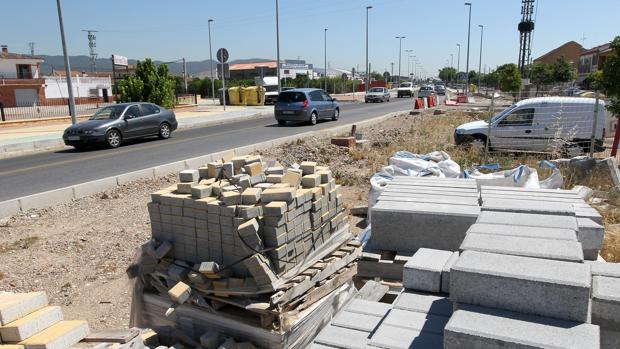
[
  {"left": 63, "top": 102, "right": 178, "bottom": 149},
  {"left": 274, "top": 88, "right": 340, "bottom": 126}
]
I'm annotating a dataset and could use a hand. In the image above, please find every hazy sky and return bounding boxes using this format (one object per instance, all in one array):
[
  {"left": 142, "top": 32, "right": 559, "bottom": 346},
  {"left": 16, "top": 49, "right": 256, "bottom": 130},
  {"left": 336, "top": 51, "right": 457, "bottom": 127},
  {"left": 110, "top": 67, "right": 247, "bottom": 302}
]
[{"left": 2, "top": 0, "right": 619, "bottom": 76}]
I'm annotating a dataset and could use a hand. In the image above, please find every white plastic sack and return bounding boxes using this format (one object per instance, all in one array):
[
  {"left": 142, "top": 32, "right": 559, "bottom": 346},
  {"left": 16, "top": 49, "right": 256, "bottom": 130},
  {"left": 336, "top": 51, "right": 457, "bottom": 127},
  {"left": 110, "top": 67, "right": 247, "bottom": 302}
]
[
  {"left": 465, "top": 165, "right": 541, "bottom": 188},
  {"left": 539, "top": 160, "right": 564, "bottom": 189}
]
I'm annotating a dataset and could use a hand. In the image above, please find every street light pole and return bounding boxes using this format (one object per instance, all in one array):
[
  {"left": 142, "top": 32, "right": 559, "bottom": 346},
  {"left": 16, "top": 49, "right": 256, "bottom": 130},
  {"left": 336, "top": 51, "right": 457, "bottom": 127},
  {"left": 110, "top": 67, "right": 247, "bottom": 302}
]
[
  {"left": 365, "top": 5, "right": 372, "bottom": 94},
  {"left": 456, "top": 43, "right": 461, "bottom": 88},
  {"left": 405, "top": 49, "right": 412, "bottom": 82},
  {"left": 464, "top": 2, "right": 472, "bottom": 95},
  {"left": 208, "top": 19, "right": 215, "bottom": 105},
  {"left": 478, "top": 24, "right": 484, "bottom": 91},
  {"left": 55, "top": 0, "right": 76, "bottom": 125},
  {"left": 275, "top": 0, "right": 281, "bottom": 93},
  {"left": 390, "top": 62, "right": 394, "bottom": 83},
  {"left": 450, "top": 54, "right": 454, "bottom": 69},
  {"left": 395, "top": 36, "right": 405, "bottom": 85},
  {"left": 324, "top": 28, "right": 328, "bottom": 91}
]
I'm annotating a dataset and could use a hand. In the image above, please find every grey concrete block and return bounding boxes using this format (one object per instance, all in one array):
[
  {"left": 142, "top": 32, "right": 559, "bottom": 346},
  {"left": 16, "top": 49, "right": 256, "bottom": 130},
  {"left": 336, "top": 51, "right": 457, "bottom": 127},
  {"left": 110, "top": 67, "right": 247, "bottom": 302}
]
[
  {"left": 391, "top": 176, "right": 477, "bottom": 188},
  {"left": 460, "top": 233, "right": 584, "bottom": 262},
  {"left": 369, "top": 324, "right": 444, "bottom": 349},
  {"left": 72, "top": 177, "right": 118, "bottom": 199},
  {"left": 481, "top": 185, "right": 582, "bottom": 197},
  {"left": 370, "top": 201, "right": 480, "bottom": 252},
  {"left": 383, "top": 185, "right": 479, "bottom": 195},
  {"left": 442, "top": 251, "right": 460, "bottom": 294},
  {"left": 313, "top": 325, "right": 369, "bottom": 349},
  {"left": 450, "top": 250, "right": 591, "bottom": 322},
  {"left": 592, "top": 276, "right": 620, "bottom": 329},
  {"left": 444, "top": 304, "right": 600, "bottom": 349},
  {"left": 153, "top": 161, "right": 187, "bottom": 177},
  {"left": 116, "top": 167, "right": 155, "bottom": 185},
  {"left": 482, "top": 192, "right": 584, "bottom": 204},
  {"left": 0, "top": 199, "right": 21, "bottom": 218},
  {"left": 476, "top": 211, "right": 578, "bottom": 231},
  {"left": 393, "top": 291, "right": 453, "bottom": 317},
  {"left": 577, "top": 217, "right": 604, "bottom": 251},
  {"left": 587, "top": 261, "right": 620, "bottom": 278},
  {"left": 179, "top": 169, "right": 199, "bottom": 183},
  {"left": 377, "top": 193, "right": 479, "bottom": 206},
  {"left": 345, "top": 299, "right": 391, "bottom": 317},
  {"left": 19, "top": 187, "right": 75, "bottom": 211},
  {"left": 601, "top": 329, "right": 620, "bottom": 349},
  {"left": 466, "top": 223, "right": 577, "bottom": 241},
  {"left": 382, "top": 309, "right": 449, "bottom": 335},
  {"left": 481, "top": 197, "right": 575, "bottom": 216},
  {"left": 331, "top": 310, "right": 383, "bottom": 332},
  {"left": 403, "top": 248, "right": 454, "bottom": 292}
]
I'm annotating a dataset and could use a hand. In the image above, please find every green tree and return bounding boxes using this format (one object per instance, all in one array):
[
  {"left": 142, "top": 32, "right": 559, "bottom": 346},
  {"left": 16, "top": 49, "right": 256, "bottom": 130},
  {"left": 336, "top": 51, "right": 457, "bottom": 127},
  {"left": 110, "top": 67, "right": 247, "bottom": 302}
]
[
  {"left": 468, "top": 70, "right": 479, "bottom": 84},
  {"left": 383, "top": 71, "right": 391, "bottom": 82},
  {"left": 482, "top": 70, "right": 499, "bottom": 88},
  {"left": 117, "top": 59, "right": 176, "bottom": 108},
  {"left": 598, "top": 36, "right": 620, "bottom": 115},
  {"left": 530, "top": 63, "right": 554, "bottom": 92},
  {"left": 552, "top": 56, "right": 577, "bottom": 84},
  {"left": 438, "top": 67, "right": 457, "bottom": 82},
  {"left": 495, "top": 63, "right": 522, "bottom": 93}
]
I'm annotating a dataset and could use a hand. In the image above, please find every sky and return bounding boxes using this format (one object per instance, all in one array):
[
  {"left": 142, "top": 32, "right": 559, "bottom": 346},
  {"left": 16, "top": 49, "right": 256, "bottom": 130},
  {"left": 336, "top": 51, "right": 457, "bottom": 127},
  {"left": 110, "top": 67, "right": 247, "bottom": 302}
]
[{"left": 2, "top": 0, "right": 619, "bottom": 77}]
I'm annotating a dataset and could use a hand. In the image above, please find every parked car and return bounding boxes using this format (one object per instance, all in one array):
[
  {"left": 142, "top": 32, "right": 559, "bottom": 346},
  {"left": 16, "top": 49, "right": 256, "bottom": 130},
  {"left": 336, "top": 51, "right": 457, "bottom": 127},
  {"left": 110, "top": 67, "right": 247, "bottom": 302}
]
[
  {"left": 365, "top": 87, "right": 390, "bottom": 103},
  {"left": 418, "top": 85, "right": 435, "bottom": 98},
  {"left": 274, "top": 88, "right": 339, "bottom": 126},
  {"left": 454, "top": 97, "right": 606, "bottom": 153},
  {"left": 63, "top": 102, "right": 177, "bottom": 150},
  {"left": 435, "top": 84, "right": 446, "bottom": 95},
  {"left": 397, "top": 82, "right": 415, "bottom": 98}
]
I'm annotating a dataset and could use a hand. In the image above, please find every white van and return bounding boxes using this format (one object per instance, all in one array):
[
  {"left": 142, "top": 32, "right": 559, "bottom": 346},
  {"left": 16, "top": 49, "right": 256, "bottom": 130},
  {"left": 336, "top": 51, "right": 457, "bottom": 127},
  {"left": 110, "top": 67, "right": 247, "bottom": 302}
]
[{"left": 454, "top": 97, "right": 606, "bottom": 153}]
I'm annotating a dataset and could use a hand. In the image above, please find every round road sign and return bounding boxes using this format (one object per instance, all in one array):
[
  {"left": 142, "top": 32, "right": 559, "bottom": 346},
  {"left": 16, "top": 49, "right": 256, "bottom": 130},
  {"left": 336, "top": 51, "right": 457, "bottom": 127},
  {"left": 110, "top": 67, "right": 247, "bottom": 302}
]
[{"left": 217, "top": 48, "right": 229, "bottom": 63}]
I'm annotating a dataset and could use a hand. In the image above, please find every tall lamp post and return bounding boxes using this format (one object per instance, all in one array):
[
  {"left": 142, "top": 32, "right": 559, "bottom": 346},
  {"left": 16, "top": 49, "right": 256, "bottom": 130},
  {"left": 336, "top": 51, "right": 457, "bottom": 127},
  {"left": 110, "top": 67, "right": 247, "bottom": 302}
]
[
  {"left": 405, "top": 49, "right": 413, "bottom": 81},
  {"left": 275, "top": 0, "right": 281, "bottom": 92},
  {"left": 365, "top": 5, "right": 372, "bottom": 94},
  {"left": 477, "top": 24, "right": 484, "bottom": 92},
  {"left": 208, "top": 19, "right": 215, "bottom": 105},
  {"left": 395, "top": 36, "right": 405, "bottom": 85},
  {"left": 324, "top": 28, "right": 328, "bottom": 91},
  {"left": 464, "top": 2, "right": 472, "bottom": 95},
  {"left": 456, "top": 43, "right": 461, "bottom": 88},
  {"left": 55, "top": 0, "right": 76, "bottom": 125}
]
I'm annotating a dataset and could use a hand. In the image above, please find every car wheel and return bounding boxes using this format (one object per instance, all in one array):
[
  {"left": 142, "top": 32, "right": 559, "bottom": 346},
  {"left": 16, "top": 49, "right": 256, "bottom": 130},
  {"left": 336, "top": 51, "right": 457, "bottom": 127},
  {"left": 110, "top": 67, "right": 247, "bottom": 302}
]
[
  {"left": 332, "top": 108, "right": 340, "bottom": 121},
  {"left": 105, "top": 129, "right": 122, "bottom": 148},
  {"left": 309, "top": 112, "right": 318, "bottom": 125},
  {"left": 158, "top": 122, "right": 171, "bottom": 139},
  {"left": 278, "top": 120, "right": 287, "bottom": 126}
]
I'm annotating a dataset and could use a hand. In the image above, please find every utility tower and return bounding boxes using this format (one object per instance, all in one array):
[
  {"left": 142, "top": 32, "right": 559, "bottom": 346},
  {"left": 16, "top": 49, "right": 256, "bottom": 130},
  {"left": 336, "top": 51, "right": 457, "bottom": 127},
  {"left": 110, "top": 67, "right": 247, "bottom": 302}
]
[
  {"left": 517, "top": 0, "right": 535, "bottom": 78},
  {"left": 28, "top": 42, "right": 35, "bottom": 56},
  {"left": 82, "top": 29, "right": 99, "bottom": 72}
]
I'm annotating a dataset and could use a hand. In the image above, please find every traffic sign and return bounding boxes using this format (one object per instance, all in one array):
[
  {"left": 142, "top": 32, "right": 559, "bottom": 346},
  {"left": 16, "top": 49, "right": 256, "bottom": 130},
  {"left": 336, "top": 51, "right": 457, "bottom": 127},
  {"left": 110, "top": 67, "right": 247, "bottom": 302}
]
[{"left": 217, "top": 48, "right": 229, "bottom": 63}]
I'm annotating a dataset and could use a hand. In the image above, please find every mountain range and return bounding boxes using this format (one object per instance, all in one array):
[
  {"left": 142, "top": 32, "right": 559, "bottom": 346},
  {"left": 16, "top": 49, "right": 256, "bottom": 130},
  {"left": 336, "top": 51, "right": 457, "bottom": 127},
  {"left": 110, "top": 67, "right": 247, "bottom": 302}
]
[{"left": 38, "top": 55, "right": 274, "bottom": 78}]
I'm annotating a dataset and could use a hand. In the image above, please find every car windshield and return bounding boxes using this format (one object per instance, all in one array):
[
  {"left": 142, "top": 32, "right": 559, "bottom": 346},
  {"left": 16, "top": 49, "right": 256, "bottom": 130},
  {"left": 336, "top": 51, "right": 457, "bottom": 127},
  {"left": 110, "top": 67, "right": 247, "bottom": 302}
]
[
  {"left": 399, "top": 83, "right": 411, "bottom": 88},
  {"left": 90, "top": 105, "right": 126, "bottom": 120},
  {"left": 421, "top": 86, "right": 432, "bottom": 90},
  {"left": 278, "top": 91, "right": 306, "bottom": 103},
  {"left": 265, "top": 85, "right": 279, "bottom": 92},
  {"left": 491, "top": 104, "right": 518, "bottom": 123},
  {"left": 369, "top": 88, "right": 383, "bottom": 92}
]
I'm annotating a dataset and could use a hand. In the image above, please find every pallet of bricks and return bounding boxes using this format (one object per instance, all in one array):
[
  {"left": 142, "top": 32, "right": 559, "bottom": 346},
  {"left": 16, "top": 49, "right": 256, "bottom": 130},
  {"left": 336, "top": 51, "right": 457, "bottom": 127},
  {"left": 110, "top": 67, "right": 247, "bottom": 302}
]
[{"left": 131, "top": 155, "right": 361, "bottom": 349}]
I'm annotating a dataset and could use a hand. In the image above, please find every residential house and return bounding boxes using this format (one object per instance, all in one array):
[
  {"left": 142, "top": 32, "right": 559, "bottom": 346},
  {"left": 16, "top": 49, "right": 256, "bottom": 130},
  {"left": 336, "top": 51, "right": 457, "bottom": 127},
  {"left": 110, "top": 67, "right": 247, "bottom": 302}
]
[
  {"left": 578, "top": 42, "right": 613, "bottom": 82},
  {"left": 0, "top": 45, "right": 45, "bottom": 107},
  {"left": 533, "top": 41, "right": 584, "bottom": 67}
]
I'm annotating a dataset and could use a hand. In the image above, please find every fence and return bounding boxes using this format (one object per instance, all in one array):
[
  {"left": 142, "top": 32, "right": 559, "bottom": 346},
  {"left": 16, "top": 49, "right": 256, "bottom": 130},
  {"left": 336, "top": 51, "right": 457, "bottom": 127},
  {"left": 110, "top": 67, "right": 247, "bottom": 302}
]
[
  {"left": 175, "top": 94, "right": 198, "bottom": 105},
  {"left": 0, "top": 98, "right": 113, "bottom": 122},
  {"left": 476, "top": 91, "right": 608, "bottom": 158}
]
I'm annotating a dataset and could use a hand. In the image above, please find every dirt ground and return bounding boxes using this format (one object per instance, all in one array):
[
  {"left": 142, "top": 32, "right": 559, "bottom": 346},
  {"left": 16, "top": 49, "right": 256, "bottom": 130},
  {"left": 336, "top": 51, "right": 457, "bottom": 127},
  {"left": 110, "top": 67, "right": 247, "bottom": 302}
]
[{"left": 2, "top": 99, "right": 619, "bottom": 331}]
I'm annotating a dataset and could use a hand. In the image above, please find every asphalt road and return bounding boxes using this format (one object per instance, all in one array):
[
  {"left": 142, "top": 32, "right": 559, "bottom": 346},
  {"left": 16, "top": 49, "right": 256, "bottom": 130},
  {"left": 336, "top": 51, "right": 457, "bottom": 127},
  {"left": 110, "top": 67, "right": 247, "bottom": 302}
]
[{"left": 0, "top": 98, "right": 414, "bottom": 201}]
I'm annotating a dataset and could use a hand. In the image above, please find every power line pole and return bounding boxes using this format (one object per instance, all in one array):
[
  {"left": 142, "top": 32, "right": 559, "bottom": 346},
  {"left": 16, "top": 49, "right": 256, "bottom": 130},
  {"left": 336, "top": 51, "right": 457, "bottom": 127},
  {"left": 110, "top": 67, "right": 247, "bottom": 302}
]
[
  {"left": 208, "top": 19, "right": 215, "bottom": 104},
  {"left": 28, "top": 42, "right": 35, "bottom": 56},
  {"left": 275, "top": 0, "right": 281, "bottom": 93},
  {"left": 478, "top": 24, "right": 484, "bottom": 91},
  {"left": 56, "top": 0, "right": 76, "bottom": 125},
  {"left": 395, "top": 36, "right": 405, "bottom": 85},
  {"left": 324, "top": 28, "right": 328, "bottom": 91},
  {"left": 464, "top": 2, "right": 472, "bottom": 95},
  {"left": 365, "top": 5, "right": 372, "bottom": 94},
  {"left": 390, "top": 62, "right": 394, "bottom": 83},
  {"left": 182, "top": 57, "right": 188, "bottom": 93},
  {"left": 81, "top": 29, "right": 98, "bottom": 73}
]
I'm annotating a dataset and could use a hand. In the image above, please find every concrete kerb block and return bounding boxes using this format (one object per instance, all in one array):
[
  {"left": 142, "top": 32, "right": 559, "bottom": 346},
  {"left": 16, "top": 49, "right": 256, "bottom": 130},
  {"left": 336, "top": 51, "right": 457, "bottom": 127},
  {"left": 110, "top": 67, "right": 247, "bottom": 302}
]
[
  {"left": 234, "top": 145, "right": 255, "bottom": 156},
  {"left": 116, "top": 167, "right": 155, "bottom": 186},
  {"left": 0, "top": 199, "right": 21, "bottom": 219},
  {"left": 153, "top": 161, "right": 186, "bottom": 177},
  {"left": 442, "top": 251, "right": 460, "bottom": 294},
  {"left": 403, "top": 248, "right": 454, "bottom": 293},
  {"left": 184, "top": 155, "right": 213, "bottom": 170},
  {"left": 253, "top": 140, "right": 275, "bottom": 152},
  {"left": 72, "top": 177, "right": 118, "bottom": 199},
  {"left": 592, "top": 275, "right": 620, "bottom": 329},
  {"left": 19, "top": 187, "right": 75, "bottom": 211}
]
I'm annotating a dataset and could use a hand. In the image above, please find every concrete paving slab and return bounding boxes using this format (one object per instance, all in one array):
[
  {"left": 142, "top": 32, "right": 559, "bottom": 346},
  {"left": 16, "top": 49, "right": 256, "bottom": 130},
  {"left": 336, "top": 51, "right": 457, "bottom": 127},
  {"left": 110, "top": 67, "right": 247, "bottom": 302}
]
[
  {"left": 370, "top": 201, "right": 479, "bottom": 252},
  {"left": 574, "top": 206, "right": 603, "bottom": 225},
  {"left": 382, "top": 187, "right": 480, "bottom": 198},
  {"left": 444, "top": 304, "right": 600, "bottom": 349},
  {"left": 601, "top": 329, "right": 620, "bottom": 349},
  {"left": 331, "top": 310, "right": 383, "bottom": 332},
  {"left": 369, "top": 324, "right": 443, "bottom": 349},
  {"left": 586, "top": 261, "right": 620, "bottom": 278},
  {"left": 480, "top": 193, "right": 585, "bottom": 204},
  {"left": 441, "top": 252, "right": 460, "bottom": 294},
  {"left": 313, "top": 325, "right": 369, "bottom": 349},
  {"left": 385, "top": 185, "right": 479, "bottom": 194},
  {"left": 592, "top": 276, "right": 620, "bottom": 329},
  {"left": 382, "top": 309, "right": 449, "bottom": 335},
  {"left": 345, "top": 299, "right": 391, "bottom": 317},
  {"left": 481, "top": 185, "right": 582, "bottom": 197},
  {"left": 577, "top": 217, "right": 604, "bottom": 251},
  {"left": 393, "top": 291, "right": 453, "bottom": 317},
  {"left": 466, "top": 223, "right": 577, "bottom": 241},
  {"left": 450, "top": 250, "right": 591, "bottom": 322},
  {"left": 476, "top": 211, "right": 578, "bottom": 231},
  {"left": 390, "top": 177, "right": 477, "bottom": 189},
  {"left": 403, "top": 248, "right": 454, "bottom": 292},
  {"left": 459, "top": 233, "right": 584, "bottom": 262},
  {"left": 377, "top": 193, "right": 479, "bottom": 206},
  {"left": 481, "top": 197, "right": 575, "bottom": 216}
]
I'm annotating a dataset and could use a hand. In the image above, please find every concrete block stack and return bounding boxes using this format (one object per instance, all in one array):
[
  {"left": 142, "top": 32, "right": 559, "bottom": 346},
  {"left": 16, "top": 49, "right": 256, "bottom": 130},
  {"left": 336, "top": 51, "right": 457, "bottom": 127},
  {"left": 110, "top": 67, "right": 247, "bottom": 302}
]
[
  {"left": 147, "top": 156, "right": 348, "bottom": 286},
  {"left": 589, "top": 261, "right": 620, "bottom": 348},
  {"left": 0, "top": 292, "right": 90, "bottom": 349}
]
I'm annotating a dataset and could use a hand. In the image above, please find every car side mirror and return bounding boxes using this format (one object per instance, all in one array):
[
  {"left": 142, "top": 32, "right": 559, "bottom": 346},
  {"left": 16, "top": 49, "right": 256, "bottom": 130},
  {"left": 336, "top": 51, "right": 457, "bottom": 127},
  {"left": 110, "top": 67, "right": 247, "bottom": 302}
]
[{"left": 124, "top": 114, "right": 134, "bottom": 120}]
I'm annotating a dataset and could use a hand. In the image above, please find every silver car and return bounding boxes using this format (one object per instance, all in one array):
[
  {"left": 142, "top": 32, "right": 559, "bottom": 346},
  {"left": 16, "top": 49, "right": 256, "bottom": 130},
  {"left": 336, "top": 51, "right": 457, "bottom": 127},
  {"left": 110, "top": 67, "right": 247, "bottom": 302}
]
[
  {"left": 63, "top": 102, "right": 178, "bottom": 150},
  {"left": 365, "top": 87, "right": 390, "bottom": 103},
  {"left": 274, "top": 88, "right": 340, "bottom": 126}
]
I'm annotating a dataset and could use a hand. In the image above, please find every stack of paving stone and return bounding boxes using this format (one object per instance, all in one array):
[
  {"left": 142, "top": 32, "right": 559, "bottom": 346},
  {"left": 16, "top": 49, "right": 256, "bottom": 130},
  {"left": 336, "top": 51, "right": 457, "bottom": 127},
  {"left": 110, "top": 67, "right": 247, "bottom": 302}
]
[
  {"left": 588, "top": 260, "right": 620, "bottom": 348},
  {"left": 0, "top": 291, "right": 90, "bottom": 349}
]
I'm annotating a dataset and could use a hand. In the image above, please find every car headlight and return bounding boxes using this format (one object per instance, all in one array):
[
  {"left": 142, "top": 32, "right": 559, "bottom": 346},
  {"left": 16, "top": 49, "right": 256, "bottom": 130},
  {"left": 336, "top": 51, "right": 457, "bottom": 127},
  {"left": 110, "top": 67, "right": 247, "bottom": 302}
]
[
  {"left": 455, "top": 128, "right": 463, "bottom": 134},
  {"left": 84, "top": 130, "right": 95, "bottom": 135}
]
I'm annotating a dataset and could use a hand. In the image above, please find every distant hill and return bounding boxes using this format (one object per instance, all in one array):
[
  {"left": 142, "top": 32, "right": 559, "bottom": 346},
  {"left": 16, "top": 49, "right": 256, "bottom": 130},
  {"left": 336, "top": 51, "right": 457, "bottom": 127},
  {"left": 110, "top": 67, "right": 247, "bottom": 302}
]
[{"left": 39, "top": 55, "right": 274, "bottom": 77}]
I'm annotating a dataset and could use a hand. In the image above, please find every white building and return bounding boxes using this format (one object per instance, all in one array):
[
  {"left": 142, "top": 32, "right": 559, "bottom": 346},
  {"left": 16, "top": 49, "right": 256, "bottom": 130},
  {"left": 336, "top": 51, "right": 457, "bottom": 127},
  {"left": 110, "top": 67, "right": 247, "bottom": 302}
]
[{"left": 44, "top": 76, "right": 112, "bottom": 102}]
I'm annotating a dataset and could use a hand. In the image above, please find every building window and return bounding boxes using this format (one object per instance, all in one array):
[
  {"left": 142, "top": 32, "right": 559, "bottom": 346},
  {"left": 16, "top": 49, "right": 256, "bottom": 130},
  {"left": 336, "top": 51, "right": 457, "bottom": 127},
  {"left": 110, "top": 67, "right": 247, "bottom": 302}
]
[
  {"left": 89, "top": 88, "right": 99, "bottom": 97},
  {"left": 16, "top": 64, "right": 32, "bottom": 79}
]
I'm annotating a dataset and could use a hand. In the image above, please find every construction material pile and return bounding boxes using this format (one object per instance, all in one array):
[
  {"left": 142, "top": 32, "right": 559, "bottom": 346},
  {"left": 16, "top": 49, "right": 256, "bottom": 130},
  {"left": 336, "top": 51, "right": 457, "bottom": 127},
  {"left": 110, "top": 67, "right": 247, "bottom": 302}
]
[{"left": 132, "top": 155, "right": 360, "bottom": 348}]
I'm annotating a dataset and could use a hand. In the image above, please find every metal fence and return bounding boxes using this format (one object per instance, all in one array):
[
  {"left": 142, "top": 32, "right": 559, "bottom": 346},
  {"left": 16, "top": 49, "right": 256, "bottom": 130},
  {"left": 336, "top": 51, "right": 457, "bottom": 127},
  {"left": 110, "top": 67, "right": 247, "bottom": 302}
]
[
  {"left": 0, "top": 98, "right": 113, "bottom": 122},
  {"left": 479, "top": 91, "right": 607, "bottom": 157}
]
